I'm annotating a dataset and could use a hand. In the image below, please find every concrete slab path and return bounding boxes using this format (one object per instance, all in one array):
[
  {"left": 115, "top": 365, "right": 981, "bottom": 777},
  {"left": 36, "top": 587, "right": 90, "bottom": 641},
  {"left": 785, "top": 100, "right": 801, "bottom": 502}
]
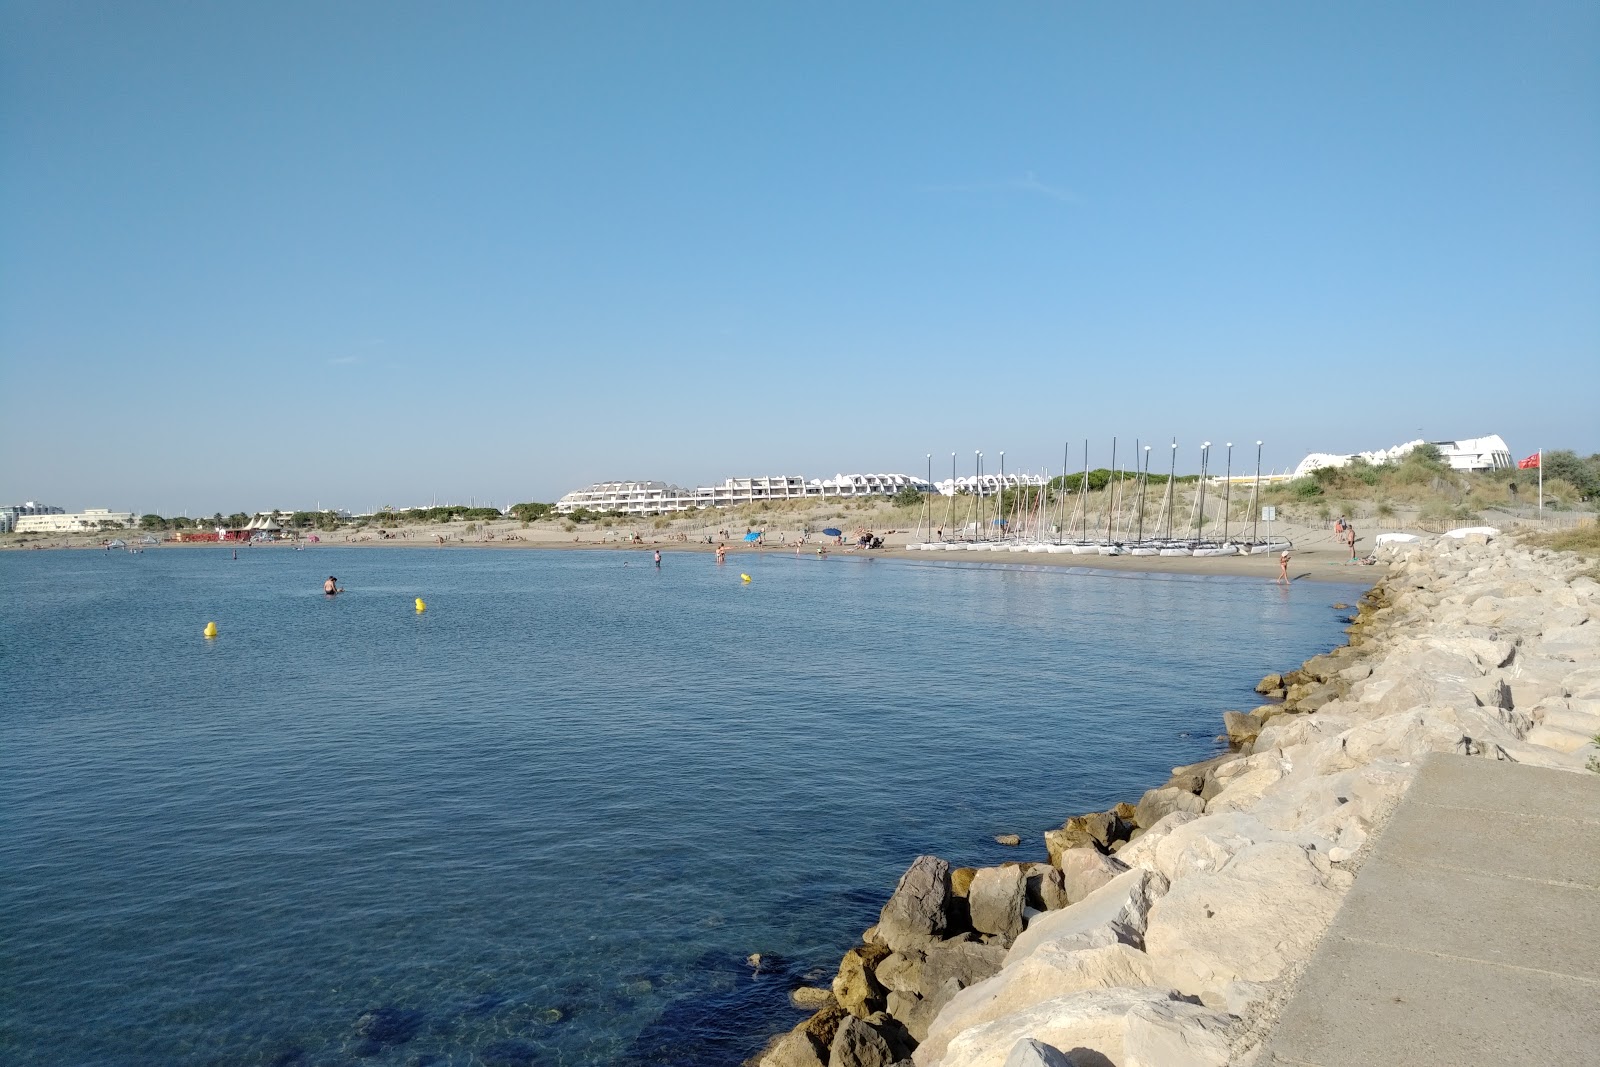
[{"left": 1262, "top": 752, "right": 1600, "bottom": 1067}]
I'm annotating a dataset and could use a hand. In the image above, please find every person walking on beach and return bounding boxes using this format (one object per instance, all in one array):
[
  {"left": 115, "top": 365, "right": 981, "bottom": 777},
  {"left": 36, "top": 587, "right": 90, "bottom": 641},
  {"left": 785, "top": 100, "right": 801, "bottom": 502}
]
[
  {"left": 1278, "top": 550, "right": 1290, "bottom": 583},
  {"left": 1345, "top": 524, "right": 1358, "bottom": 560}
]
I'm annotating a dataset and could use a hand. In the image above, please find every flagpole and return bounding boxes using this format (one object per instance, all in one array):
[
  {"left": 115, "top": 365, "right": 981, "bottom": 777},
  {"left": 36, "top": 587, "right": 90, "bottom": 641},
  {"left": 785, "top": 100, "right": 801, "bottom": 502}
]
[{"left": 1538, "top": 448, "right": 1543, "bottom": 518}]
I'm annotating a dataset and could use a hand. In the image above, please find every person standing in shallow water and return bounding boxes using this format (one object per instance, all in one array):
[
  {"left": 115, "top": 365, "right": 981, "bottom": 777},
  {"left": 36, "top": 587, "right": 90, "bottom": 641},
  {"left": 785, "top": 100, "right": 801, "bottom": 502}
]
[
  {"left": 653, "top": 550, "right": 661, "bottom": 569},
  {"left": 1278, "top": 551, "right": 1290, "bottom": 583},
  {"left": 323, "top": 576, "right": 340, "bottom": 595}
]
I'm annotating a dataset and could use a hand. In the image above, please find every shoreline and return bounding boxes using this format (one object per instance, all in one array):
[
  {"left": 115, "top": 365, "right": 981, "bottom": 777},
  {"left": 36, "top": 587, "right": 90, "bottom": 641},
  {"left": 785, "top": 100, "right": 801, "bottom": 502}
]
[
  {"left": 1, "top": 535, "right": 1379, "bottom": 585},
  {"left": 750, "top": 530, "right": 1598, "bottom": 1067}
]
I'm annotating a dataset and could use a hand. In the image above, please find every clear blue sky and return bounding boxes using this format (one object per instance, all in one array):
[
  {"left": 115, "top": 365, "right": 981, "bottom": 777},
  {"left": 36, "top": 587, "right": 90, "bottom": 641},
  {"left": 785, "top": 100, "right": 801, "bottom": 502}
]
[{"left": 2, "top": 1, "right": 1596, "bottom": 514}]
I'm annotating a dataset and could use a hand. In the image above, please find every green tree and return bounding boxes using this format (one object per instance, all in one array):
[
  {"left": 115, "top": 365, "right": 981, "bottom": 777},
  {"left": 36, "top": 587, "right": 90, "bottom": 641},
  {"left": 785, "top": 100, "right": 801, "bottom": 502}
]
[
  {"left": 511, "top": 502, "right": 554, "bottom": 522},
  {"left": 891, "top": 486, "right": 924, "bottom": 508},
  {"left": 139, "top": 514, "right": 167, "bottom": 530},
  {"left": 1543, "top": 450, "right": 1600, "bottom": 499}
]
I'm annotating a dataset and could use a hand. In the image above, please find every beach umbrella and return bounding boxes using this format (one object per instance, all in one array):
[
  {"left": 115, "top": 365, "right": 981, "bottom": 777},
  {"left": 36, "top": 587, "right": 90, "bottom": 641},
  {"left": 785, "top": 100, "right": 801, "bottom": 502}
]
[
  {"left": 743, "top": 531, "right": 761, "bottom": 541},
  {"left": 821, "top": 527, "right": 842, "bottom": 537}
]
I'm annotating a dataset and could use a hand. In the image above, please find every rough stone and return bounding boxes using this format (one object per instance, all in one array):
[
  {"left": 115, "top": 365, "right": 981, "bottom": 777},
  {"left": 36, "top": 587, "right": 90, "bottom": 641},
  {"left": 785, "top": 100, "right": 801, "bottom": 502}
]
[
  {"left": 1025, "top": 865, "right": 1070, "bottom": 912},
  {"left": 1144, "top": 841, "right": 1342, "bottom": 997},
  {"left": 968, "top": 866, "right": 1028, "bottom": 941},
  {"left": 928, "top": 987, "right": 1232, "bottom": 1067},
  {"left": 920, "top": 944, "right": 1165, "bottom": 1063},
  {"left": 789, "top": 986, "right": 833, "bottom": 1010},
  {"left": 1222, "top": 710, "right": 1264, "bottom": 745},
  {"left": 1255, "top": 673, "right": 1283, "bottom": 694},
  {"left": 833, "top": 943, "right": 892, "bottom": 1018},
  {"left": 878, "top": 855, "right": 951, "bottom": 952},
  {"left": 1054, "top": 847, "right": 1130, "bottom": 904},
  {"left": 994, "top": 833, "right": 1021, "bottom": 847},
  {"left": 1007, "top": 868, "right": 1169, "bottom": 963},
  {"left": 756, "top": 1027, "right": 827, "bottom": 1067},
  {"left": 1133, "top": 786, "right": 1207, "bottom": 829},
  {"left": 1000, "top": 1038, "right": 1074, "bottom": 1067},
  {"left": 831, "top": 1014, "right": 903, "bottom": 1067}
]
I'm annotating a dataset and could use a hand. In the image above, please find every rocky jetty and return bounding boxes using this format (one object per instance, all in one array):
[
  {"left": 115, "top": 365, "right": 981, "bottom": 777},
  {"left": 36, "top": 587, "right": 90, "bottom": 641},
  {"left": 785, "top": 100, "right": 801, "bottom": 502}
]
[{"left": 751, "top": 533, "right": 1600, "bottom": 1067}]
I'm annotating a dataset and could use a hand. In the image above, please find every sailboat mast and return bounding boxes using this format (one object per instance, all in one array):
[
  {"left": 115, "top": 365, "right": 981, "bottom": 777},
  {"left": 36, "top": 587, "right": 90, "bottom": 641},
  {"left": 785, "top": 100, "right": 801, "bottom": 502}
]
[
  {"left": 1105, "top": 437, "right": 1117, "bottom": 542},
  {"left": 1164, "top": 440, "right": 1177, "bottom": 541},
  {"left": 1222, "top": 443, "right": 1232, "bottom": 544},
  {"left": 1137, "top": 444, "right": 1151, "bottom": 543},
  {"left": 1252, "top": 442, "right": 1263, "bottom": 544}
]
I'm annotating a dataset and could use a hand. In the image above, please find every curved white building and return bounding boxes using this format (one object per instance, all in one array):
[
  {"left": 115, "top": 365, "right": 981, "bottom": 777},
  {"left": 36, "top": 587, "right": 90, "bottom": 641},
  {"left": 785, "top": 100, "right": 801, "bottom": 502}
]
[
  {"left": 1293, "top": 434, "right": 1513, "bottom": 479},
  {"left": 555, "top": 473, "right": 933, "bottom": 515}
]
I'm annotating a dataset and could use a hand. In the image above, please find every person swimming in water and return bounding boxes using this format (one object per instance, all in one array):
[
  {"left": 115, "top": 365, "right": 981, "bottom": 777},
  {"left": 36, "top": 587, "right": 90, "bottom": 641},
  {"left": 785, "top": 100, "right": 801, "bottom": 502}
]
[{"left": 323, "top": 576, "right": 340, "bottom": 595}]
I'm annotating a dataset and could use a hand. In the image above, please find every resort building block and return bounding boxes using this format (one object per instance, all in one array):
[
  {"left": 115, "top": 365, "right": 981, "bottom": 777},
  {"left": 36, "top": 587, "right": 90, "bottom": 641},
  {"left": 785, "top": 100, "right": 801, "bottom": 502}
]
[
  {"left": 555, "top": 473, "right": 935, "bottom": 516},
  {"left": 12, "top": 507, "right": 135, "bottom": 533}
]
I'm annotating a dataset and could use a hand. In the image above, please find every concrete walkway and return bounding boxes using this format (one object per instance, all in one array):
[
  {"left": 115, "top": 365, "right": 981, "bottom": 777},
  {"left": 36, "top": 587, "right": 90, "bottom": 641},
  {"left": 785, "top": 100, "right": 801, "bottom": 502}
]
[{"left": 1263, "top": 752, "right": 1600, "bottom": 1067}]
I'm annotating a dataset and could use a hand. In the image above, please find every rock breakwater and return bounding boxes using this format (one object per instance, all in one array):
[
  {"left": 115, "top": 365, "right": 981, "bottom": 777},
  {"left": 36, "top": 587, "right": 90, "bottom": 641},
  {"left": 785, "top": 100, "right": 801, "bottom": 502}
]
[{"left": 750, "top": 533, "right": 1600, "bottom": 1067}]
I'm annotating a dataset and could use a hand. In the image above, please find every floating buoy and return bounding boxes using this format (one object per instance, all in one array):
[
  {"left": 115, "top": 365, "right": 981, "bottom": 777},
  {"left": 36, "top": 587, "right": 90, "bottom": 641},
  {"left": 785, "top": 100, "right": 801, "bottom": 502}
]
[
  {"left": 740, "top": 574, "right": 751, "bottom": 583},
  {"left": 415, "top": 598, "right": 426, "bottom": 612},
  {"left": 203, "top": 621, "right": 218, "bottom": 639}
]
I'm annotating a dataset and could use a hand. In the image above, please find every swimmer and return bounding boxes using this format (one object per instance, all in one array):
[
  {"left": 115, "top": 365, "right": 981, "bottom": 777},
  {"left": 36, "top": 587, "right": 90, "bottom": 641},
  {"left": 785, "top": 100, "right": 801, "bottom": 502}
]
[{"left": 323, "top": 575, "right": 341, "bottom": 595}]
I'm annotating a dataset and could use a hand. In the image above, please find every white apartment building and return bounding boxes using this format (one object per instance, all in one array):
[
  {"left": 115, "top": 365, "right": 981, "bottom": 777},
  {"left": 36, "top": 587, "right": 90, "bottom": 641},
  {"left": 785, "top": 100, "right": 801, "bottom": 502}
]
[
  {"left": 1293, "top": 433, "right": 1514, "bottom": 479},
  {"left": 14, "top": 508, "right": 136, "bottom": 533},
  {"left": 555, "top": 473, "right": 934, "bottom": 516},
  {"left": 1, "top": 501, "right": 65, "bottom": 533}
]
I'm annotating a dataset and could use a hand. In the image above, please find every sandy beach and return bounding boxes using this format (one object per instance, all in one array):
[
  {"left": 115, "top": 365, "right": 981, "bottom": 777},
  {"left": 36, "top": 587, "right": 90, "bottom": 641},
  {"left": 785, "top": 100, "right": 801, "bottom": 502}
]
[{"left": 3, "top": 515, "right": 1382, "bottom": 585}]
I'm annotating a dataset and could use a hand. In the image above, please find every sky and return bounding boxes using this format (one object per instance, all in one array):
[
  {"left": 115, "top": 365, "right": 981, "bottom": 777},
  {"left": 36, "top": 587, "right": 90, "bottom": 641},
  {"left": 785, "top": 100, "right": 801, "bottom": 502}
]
[{"left": 2, "top": 1, "right": 1596, "bottom": 515}]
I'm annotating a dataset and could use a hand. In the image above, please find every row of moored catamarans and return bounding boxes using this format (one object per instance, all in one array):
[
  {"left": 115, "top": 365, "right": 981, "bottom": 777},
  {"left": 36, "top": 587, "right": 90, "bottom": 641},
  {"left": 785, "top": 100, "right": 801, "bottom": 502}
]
[
  {"left": 903, "top": 438, "right": 1292, "bottom": 558},
  {"left": 906, "top": 539, "right": 1291, "bottom": 557}
]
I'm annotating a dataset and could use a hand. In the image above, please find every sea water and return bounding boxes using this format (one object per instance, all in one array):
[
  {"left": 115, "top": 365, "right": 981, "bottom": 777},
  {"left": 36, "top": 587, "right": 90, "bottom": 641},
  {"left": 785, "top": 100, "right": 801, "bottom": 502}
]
[{"left": 0, "top": 548, "right": 1366, "bottom": 1066}]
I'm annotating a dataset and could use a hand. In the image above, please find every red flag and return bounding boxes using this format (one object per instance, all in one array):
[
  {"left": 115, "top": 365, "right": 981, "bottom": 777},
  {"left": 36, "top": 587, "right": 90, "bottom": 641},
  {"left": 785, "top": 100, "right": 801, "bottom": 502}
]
[{"left": 1518, "top": 452, "right": 1540, "bottom": 469}]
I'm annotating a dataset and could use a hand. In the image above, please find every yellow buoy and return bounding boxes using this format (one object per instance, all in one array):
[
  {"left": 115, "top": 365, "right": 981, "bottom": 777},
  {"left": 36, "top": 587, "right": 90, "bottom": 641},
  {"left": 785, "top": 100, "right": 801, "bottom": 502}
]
[
  {"left": 740, "top": 573, "right": 751, "bottom": 583},
  {"left": 203, "top": 621, "right": 218, "bottom": 639},
  {"left": 415, "top": 598, "right": 427, "bottom": 612}
]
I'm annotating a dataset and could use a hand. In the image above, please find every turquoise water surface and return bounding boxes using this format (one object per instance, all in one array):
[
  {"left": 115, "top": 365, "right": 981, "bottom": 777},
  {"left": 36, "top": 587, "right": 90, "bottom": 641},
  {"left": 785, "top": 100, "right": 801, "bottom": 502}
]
[{"left": 0, "top": 547, "right": 1364, "bottom": 1066}]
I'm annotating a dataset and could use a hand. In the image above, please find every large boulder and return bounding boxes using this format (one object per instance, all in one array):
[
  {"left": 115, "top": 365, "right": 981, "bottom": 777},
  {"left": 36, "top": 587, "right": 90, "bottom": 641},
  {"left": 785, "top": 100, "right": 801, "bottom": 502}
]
[
  {"left": 1055, "top": 847, "right": 1129, "bottom": 904},
  {"left": 928, "top": 987, "right": 1232, "bottom": 1067},
  {"left": 1007, "top": 867, "right": 1169, "bottom": 964},
  {"left": 1043, "top": 809, "right": 1130, "bottom": 861},
  {"left": 1133, "top": 786, "right": 1206, "bottom": 829},
  {"left": 755, "top": 1027, "right": 827, "bottom": 1067},
  {"left": 830, "top": 1013, "right": 913, "bottom": 1067},
  {"left": 967, "top": 866, "right": 1027, "bottom": 941},
  {"left": 1222, "top": 709, "right": 1264, "bottom": 745},
  {"left": 1024, "top": 864, "right": 1070, "bottom": 912},
  {"left": 918, "top": 943, "right": 1164, "bottom": 1063},
  {"left": 878, "top": 855, "right": 952, "bottom": 952},
  {"left": 877, "top": 939, "right": 1008, "bottom": 999},
  {"left": 1143, "top": 841, "right": 1344, "bottom": 997},
  {"left": 834, "top": 943, "right": 892, "bottom": 1018},
  {"left": 1001, "top": 1038, "right": 1074, "bottom": 1067}
]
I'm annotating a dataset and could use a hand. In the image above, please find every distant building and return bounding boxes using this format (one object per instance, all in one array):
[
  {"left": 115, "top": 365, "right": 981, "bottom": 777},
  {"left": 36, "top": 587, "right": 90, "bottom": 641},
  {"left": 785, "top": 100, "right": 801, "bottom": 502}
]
[
  {"left": 1, "top": 501, "right": 65, "bottom": 533},
  {"left": 555, "top": 473, "right": 934, "bottom": 516},
  {"left": 934, "top": 474, "right": 1047, "bottom": 497},
  {"left": 1293, "top": 434, "right": 1513, "bottom": 479},
  {"left": 14, "top": 508, "right": 135, "bottom": 533},
  {"left": 1434, "top": 435, "right": 1514, "bottom": 472}
]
